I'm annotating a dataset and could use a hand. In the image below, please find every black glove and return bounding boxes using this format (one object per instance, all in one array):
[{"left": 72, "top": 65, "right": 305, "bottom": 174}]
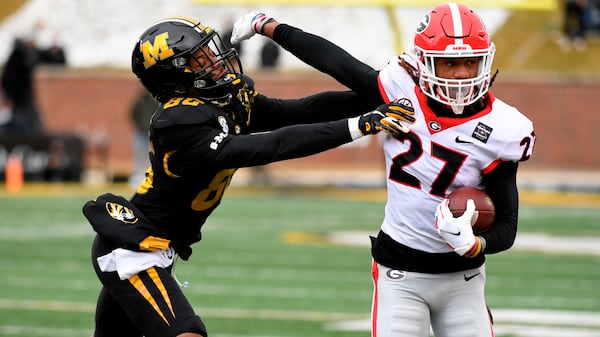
[
  {"left": 349, "top": 100, "right": 415, "bottom": 139},
  {"left": 377, "top": 99, "right": 416, "bottom": 125},
  {"left": 357, "top": 111, "right": 409, "bottom": 137},
  {"left": 359, "top": 99, "right": 415, "bottom": 137}
]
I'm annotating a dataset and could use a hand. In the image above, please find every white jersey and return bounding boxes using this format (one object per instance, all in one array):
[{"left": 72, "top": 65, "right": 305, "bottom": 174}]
[{"left": 377, "top": 56, "right": 535, "bottom": 253}]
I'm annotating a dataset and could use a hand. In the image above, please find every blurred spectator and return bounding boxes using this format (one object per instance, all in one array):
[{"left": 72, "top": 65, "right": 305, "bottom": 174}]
[
  {"left": 585, "top": 0, "right": 600, "bottom": 32},
  {"left": 0, "top": 37, "right": 45, "bottom": 134},
  {"left": 260, "top": 40, "right": 280, "bottom": 70},
  {"left": 129, "top": 89, "right": 158, "bottom": 188},
  {"left": 558, "top": 0, "right": 588, "bottom": 51},
  {"left": 44, "top": 138, "right": 67, "bottom": 181},
  {"left": 39, "top": 45, "right": 67, "bottom": 65}
]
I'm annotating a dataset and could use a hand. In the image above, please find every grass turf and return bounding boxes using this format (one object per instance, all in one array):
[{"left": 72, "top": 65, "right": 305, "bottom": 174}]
[{"left": 0, "top": 186, "right": 599, "bottom": 337}]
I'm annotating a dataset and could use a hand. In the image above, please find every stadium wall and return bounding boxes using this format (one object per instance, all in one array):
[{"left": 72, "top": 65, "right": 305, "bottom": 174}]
[{"left": 30, "top": 68, "right": 600, "bottom": 181}]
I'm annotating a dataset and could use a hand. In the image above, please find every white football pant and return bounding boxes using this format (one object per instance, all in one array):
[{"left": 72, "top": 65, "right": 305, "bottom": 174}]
[{"left": 371, "top": 262, "right": 493, "bottom": 337}]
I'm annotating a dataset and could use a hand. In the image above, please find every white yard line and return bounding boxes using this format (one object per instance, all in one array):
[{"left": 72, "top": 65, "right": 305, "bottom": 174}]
[
  {"left": 2, "top": 300, "right": 600, "bottom": 337},
  {"left": 0, "top": 326, "right": 92, "bottom": 337},
  {"left": 3, "top": 298, "right": 600, "bottom": 328},
  {"left": 327, "top": 309, "right": 600, "bottom": 337},
  {"left": 327, "top": 231, "right": 600, "bottom": 256},
  {"left": 512, "top": 233, "right": 600, "bottom": 255}
]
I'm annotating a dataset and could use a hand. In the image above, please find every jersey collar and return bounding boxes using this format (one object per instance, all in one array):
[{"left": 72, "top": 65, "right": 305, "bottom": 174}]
[{"left": 415, "top": 87, "right": 495, "bottom": 134}]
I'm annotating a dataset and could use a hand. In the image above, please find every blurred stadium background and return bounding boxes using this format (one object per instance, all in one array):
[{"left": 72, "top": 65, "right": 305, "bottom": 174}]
[
  {"left": 0, "top": 0, "right": 599, "bottom": 189},
  {"left": 0, "top": 1, "right": 599, "bottom": 337}
]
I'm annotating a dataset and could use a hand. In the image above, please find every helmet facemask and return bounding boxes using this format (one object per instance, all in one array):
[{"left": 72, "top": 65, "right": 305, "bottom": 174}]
[
  {"left": 415, "top": 45, "right": 495, "bottom": 114},
  {"left": 172, "top": 29, "right": 243, "bottom": 101}
]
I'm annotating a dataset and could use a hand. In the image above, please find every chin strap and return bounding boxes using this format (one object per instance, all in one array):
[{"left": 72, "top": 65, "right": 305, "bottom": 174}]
[{"left": 489, "top": 68, "right": 499, "bottom": 88}]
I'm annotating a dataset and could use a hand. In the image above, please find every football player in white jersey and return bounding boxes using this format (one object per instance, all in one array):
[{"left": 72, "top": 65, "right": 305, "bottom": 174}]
[{"left": 232, "top": 3, "right": 536, "bottom": 337}]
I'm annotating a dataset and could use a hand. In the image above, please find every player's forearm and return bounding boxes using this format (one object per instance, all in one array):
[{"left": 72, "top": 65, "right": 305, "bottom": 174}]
[
  {"left": 479, "top": 212, "right": 517, "bottom": 254},
  {"left": 481, "top": 161, "right": 519, "bottom": 254},
  {"left": 222, "top": 120, "right": 353, "bottom": 167},
  {"left": 250, "top": 91, "right": 378, "bottom": 132},
  {"left": 261, "top": 20, "right": 278, "bottom": 38},
  {"left": 272, "top": 24, "right": 380, "bottom": 97}
]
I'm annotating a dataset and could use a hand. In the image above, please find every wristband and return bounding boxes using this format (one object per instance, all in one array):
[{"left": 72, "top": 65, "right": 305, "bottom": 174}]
[
  {"left": 253, "top": 15, "right": 274, "bottom": 34},
  {"left": 347, "top": 117, "right": 362, "bottom": 140},
  {"left": 464, "top": 237, "right": 484, "bottom": 257}
]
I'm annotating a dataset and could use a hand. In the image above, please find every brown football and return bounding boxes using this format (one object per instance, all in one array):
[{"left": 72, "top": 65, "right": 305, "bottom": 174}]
[{"left": 447, "top": 187, "right": 495, "bottom": 234}]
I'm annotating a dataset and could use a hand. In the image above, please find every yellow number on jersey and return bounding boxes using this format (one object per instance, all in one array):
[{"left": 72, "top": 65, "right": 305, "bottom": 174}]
[
  {"left": 164, "top": 97, "right": 204, "bottom": 109},
  {"left": 191, "top": 169, "right": 236, "bottom": 211}
]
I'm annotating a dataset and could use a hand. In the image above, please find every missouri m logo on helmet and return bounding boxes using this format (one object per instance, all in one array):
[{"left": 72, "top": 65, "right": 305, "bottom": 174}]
[{"left": 140, "top": 32, "right": 175, "bottom": 69}]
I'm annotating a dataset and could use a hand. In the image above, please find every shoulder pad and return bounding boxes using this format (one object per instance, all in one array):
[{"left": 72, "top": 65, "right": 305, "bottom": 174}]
[{"left": 153, "top": 97, "right": 223, "bottom": 129}]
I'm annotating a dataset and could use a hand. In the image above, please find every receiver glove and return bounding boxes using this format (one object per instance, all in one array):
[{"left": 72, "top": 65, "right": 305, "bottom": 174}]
[{"left": 231, "top": 11, "right": 275, "bottom": 45}]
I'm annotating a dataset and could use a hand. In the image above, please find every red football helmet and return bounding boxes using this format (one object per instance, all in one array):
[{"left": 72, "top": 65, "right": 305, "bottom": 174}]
[{"left": 413, "top": 3, "right": 495, "bottom": 114}]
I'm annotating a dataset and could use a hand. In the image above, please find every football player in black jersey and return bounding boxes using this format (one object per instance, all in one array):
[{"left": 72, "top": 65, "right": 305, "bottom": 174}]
[{"left": 83, "top": 16, "right": 416, "bottom": 337}]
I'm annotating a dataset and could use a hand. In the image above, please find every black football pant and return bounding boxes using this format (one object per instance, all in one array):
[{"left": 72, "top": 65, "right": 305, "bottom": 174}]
[{"left": 91, "top": 235, "right": 207, "bottom": 337}]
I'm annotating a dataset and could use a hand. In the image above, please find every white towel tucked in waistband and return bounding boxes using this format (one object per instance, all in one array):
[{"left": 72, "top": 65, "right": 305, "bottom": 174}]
[{"left": 97, "top": 247, "right": 175, "bottom": 280}]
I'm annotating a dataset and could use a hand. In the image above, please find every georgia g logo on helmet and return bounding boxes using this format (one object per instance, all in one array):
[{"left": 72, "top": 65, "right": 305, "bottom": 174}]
[{"left": 139, "top": 32, "right": 175, "bottom": 69}]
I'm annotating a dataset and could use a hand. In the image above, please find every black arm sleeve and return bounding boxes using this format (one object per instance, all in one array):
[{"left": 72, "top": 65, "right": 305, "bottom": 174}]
[
  {"left": 273, "top": 24, "right": 382, "bottom": 98},
  {"left": 167, "top": 119, "right": 354, "bottom": 172},
  {"left": 480, "top": 161, "right": 520, "bottom": 254},
  {"left": 250, "top": 90, "right": 380, "bottom": 131}
]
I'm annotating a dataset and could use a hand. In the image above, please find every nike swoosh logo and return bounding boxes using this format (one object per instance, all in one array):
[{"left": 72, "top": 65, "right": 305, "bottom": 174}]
[
  {"left": 455, "top": 136, "right": 473, "bottom": 144},
  {"left": 439, "top": 228, "right": 461, "bottom": 236},
  {"left": 464, "top": 272, "right": 481, "bottom": 281}
]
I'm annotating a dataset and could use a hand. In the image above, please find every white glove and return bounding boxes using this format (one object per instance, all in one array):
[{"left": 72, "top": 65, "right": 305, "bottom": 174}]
[
  {"left": 230, "top": 11, "right": 274, "bottom": 45},
  {"left": 435, "top": 199, "right": 480, "bottom": 256}
]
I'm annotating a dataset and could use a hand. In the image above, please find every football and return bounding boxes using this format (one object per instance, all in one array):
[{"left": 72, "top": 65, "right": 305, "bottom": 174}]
[{"left": 447, "top": 186, "right": 495, "bottom": 234}]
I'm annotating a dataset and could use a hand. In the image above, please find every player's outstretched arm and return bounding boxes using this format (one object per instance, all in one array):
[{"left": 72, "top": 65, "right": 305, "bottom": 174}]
[
  {"left": 210, "top": 105, "right": 411, "bottom": 169},
  {"left": 231, "top": 11, "right": 380, "bottom": 98}
]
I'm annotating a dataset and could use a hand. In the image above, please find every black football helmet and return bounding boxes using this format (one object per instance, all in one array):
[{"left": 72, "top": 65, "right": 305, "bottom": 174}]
[{"left": 132, "top": 17, "right": 243, "bottom": 103}]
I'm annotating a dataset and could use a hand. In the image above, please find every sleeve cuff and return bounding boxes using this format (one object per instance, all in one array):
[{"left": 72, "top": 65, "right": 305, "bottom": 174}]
[{"left": 347, "top": 117, "right": 363, "bottom": 140}]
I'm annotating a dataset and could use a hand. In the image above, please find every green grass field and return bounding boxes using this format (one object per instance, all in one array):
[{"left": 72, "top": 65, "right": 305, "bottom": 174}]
[{"left": 0, "top": 184, "right": 599, "bottom": 337}]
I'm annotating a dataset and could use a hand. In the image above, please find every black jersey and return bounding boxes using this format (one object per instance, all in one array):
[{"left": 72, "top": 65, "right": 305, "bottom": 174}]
[
  {"left": 129, "top": 87, "right": 363, "bottom": 258},
  {"left": 84, "top": 74, "right": 376, "bottom": 259}
]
